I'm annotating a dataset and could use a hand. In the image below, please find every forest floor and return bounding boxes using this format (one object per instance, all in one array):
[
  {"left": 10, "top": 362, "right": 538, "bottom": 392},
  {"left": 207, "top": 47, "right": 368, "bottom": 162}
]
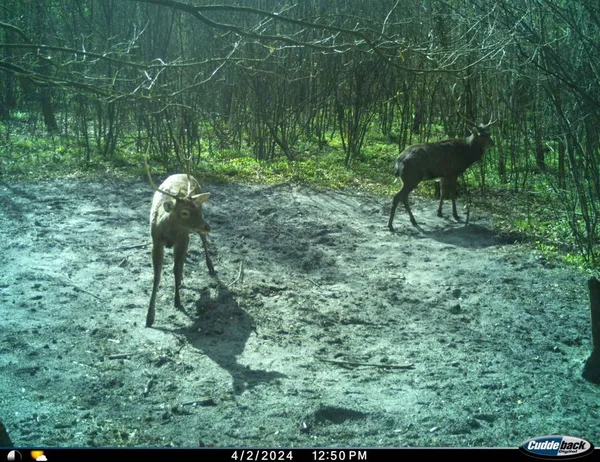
[{"left": 0, "top": 176, "right": 599, "bottom": 448}]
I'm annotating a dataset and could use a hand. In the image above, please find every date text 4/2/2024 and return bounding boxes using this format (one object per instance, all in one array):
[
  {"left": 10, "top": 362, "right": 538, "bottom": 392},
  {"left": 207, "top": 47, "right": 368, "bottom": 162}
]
[{"left": 230, "top": 450, "right": 368, "bottom": 461}]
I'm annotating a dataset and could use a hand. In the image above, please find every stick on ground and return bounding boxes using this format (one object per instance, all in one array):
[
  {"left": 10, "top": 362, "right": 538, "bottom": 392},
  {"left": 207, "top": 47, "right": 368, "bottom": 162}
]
[{"left": 318, "top": 357, "right": 414, "bottom": 370}]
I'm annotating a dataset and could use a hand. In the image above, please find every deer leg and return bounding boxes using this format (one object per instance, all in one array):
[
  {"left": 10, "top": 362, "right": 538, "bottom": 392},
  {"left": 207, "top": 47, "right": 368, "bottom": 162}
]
[
  {"left": 388, "top": 192, "right": 401, "bottom": 231},
  {"left": 389, "top": 184, "right": 417, "bottom": 230},
  {"left": 447, "top": 177, "right": 460, "bottom": 220},
  {"left": 451, "top": 198, "right": 459, "bottom": 221},
  {"left": 199, "top": 233, "right": 215, "bottom": 275},
  {"left": 147, "top": 243, "right": 165, "bottom": 328},
  {"left": 173, "top": 234, "right": 189, "bottom": 309},
  {"left": 439, "top": 177, "right": 460, "bottom": 220},
  {"left": 402, "top": 188, "right": 417, "bottom": 226},
  {"left": 437, "top": 193, "right": 445, "bottom": 217}
]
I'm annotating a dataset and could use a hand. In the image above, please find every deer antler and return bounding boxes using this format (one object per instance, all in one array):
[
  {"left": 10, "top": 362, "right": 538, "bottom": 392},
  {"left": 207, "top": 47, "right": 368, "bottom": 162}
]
[
  {"left": 144, "top": 143, "right": 181, "bottom": 201},
  {"left": 480, "top": 117, "right": 496, "bottom": 130},
  {"left": 451, "top": 83, "right": 479, "bottom": 128},
  {"left": 182, "top": 152, "right": 194, "bottom": 198}
]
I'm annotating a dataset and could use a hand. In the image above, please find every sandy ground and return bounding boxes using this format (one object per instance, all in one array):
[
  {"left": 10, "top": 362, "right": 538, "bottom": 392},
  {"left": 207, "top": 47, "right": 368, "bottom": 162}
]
[{"left": 0, "top": 176, "right": 598, "bottom": 448}]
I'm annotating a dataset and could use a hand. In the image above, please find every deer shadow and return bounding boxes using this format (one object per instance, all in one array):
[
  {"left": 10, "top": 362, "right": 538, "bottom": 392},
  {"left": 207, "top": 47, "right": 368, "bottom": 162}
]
[{"left": 173, "top": 282, "right": 286, "bottom": 394}]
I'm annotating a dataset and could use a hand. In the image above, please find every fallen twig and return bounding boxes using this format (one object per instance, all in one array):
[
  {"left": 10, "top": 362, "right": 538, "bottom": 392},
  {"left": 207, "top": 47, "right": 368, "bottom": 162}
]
[
  {"left": 228, "top": 261, "right": 244, "bottom": 287},
  {"left": 181, "top": 398, "right": 217, "bottom": 407},
  {"left": 306, "top": 277, "right": 320, "bottom": 287},
  {"left": 317, "top": 357, "right": 414, "bottom": 369},
  {"left": 143, "top": 378, "right": 155, "bottom": 397},
  {"left": 108, "top": 354, "right": 131, "bottom": 360},
  {"left": 116, "top": 243, "right": 149, "bottom": 251},
  {"left": 63, "top": 275, "right": 102, "bottom": 300}
]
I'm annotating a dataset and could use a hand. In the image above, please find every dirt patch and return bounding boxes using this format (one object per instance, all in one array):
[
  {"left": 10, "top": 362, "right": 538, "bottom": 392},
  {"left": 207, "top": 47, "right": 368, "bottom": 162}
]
[{"left": 0, "top": 177, "right": 598, "bottom": 448}]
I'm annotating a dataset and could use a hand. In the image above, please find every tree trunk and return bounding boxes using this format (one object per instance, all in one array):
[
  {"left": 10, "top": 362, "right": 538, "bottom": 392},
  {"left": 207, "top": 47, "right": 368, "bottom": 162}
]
[
  {"left": 534, "top": 123, "right": 545, "bottom": 171},
  {"left": 34, "top": 0, "right": 58, "bottom": 131},
  {"left": 582, "top": 277, "right": 600, "bottom": 384},
  {"left": 40, "top": 86, "right": 58, "bottom": 131},
  {"left": 558, "top": 140, "right": 566, "bottom": 190}
]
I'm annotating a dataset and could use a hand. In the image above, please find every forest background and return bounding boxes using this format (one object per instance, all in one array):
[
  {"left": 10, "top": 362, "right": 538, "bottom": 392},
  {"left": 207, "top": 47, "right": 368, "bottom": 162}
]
[{"left": 1, "top": 0, "right": 599, "bottom": 268}]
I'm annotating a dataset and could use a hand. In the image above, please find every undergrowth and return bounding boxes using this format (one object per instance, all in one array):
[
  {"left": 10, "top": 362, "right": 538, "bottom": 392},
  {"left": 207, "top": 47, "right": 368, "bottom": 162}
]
[{"left": 0, "top": 123, "right": 595, "bottom": 272}]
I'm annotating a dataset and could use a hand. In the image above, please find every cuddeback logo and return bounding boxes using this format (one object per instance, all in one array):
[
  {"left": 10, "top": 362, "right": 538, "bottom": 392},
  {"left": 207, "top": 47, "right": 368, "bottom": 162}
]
[{"left": 519, "top": 435, "right": 594, "bottom": 459}]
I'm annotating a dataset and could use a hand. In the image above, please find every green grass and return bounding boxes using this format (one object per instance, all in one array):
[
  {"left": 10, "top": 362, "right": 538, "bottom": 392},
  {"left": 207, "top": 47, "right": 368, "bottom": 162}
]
[
  {"left": 197, "top": 136, "right": 400, "bottom": 197},
  {"left": 1, "top": 123, "right": 597, "bottom": 271}
]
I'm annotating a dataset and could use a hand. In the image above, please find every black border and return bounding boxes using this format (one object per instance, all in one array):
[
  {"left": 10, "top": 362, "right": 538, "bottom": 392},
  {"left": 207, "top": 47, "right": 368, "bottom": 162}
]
[{"left": 2, "top": 448, "right": 599, "bottom": 462}]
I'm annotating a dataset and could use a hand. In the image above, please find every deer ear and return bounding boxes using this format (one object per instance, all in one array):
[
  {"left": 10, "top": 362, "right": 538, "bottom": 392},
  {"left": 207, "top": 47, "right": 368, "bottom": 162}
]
[
  {"left": 192, "top": 192, "right": 210, "bottom": 205},
  {"left": 163, "top": 200, "right": 176, "bottom": 213}
]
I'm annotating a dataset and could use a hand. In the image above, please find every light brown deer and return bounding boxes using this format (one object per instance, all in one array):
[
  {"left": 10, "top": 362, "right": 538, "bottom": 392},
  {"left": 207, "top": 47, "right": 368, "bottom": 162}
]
[
  {"left": 146, "top": 171, "right": 214, "bottom": 327},
  {"left": 388, "top": 120, "right": 495, "bottom": 231}
]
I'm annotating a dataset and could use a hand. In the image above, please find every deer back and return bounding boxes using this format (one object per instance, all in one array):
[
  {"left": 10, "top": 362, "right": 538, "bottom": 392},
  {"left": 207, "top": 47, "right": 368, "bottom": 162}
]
[{"left": 400, "top": 134, "right": 491, "bottom": 181}]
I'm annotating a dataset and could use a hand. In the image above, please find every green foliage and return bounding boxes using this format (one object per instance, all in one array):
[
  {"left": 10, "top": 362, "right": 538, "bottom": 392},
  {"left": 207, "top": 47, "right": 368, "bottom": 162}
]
[
  {"left": 473, "top": 175, "right": 599, "bottom": 270},
  {"left": 2, "top": 120, "right": 598, "bottom": 272},
  {"left": 201, "top": 142, "right": 395, "bottom": 192},
  {"left": 2, "top": 0, "right": 600, "bottom": 273},
  {"left": 1, "top": 129, "right": 135, "bottom": 180}
]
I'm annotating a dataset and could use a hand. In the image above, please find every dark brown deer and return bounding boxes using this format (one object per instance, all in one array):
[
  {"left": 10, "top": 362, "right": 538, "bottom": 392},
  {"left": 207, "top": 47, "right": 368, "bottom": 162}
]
[
  {"left": 388, "top": 120, "right": 495, "bottom": 231},
  {"left": 146, "top": 170, "right": 215, "bottom": 327}
]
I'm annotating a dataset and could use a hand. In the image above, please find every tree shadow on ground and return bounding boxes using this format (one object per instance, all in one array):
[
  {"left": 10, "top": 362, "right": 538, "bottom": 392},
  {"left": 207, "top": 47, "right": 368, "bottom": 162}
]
[{"left": 426, "top": 223, "right": 514, "bottom": 249}]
